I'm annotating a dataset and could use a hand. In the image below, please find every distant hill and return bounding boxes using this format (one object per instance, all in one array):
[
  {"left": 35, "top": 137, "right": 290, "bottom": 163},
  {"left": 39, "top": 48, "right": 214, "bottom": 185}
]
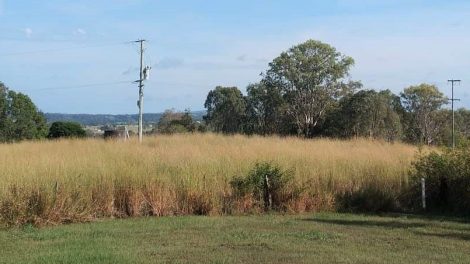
[{"left": 45, "top": 111, "right": 206, "bottom": 126}]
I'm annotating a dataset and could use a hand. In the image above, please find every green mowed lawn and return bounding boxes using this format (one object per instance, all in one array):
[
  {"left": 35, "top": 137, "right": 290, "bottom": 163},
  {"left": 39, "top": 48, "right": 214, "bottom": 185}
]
[{"left": 1, "top": 213, "right": 469, "bottom": 264}]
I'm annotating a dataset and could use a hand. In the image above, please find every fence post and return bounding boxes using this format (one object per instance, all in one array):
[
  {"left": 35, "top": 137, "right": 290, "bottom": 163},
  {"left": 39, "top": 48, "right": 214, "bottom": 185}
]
[
  {"left": 421, "top": 178, "right": 426, "bottom": 210},
  {"left": 264, "top": 175, "right": 272, "bottom": 211}
]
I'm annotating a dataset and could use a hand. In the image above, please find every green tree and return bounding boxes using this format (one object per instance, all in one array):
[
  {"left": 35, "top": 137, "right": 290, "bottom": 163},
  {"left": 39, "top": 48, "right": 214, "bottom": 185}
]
[
  {"left": 401, "top": 84, "right": 448, "bottom": 145},
  {"left": 456, "top": 108, "right": 470, "bottom": 141},
  {"left": 180, "top": 109, "right": 196, "bottom": 132},
  {"left": 0, "top": 82, "right": 48, "bottom": 142},
  {"left": 48, "top": 121, "right": 86, "bottom": 139},
  {"left": 156, "top": 109, "right": 196, "bottom": 134},
  {"left": 204, "top": 86, "right": 246, "bottom": 134},
  {"left": 0, "top": 84, "right": 7, "bottom": 142},
  {"left": 157, "top": 109, "right": 184, "bottom": 133},
  {"left": 245, "top": 82, "right": 288, "bottom": 135},
  {"left": 378, "top": 90, "right": 403, "bottom": 141},
  {"left": 263, "top": 39, "right": 357, "bottom": 137},
  {"left": 326, "top": 90, "right": 402, "bottom": 141}
]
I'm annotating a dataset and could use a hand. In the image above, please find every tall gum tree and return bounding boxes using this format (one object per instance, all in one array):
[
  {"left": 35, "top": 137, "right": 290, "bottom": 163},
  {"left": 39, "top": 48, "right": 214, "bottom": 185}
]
[
  {"left": 263, "top": 40, "right": 358, "bottom": 137},
  {"left": 204, "top": 86, "right": 247, "bottom": 134},
  {"left": 401, "top": 83, "right": 448, "bottom": 145}
]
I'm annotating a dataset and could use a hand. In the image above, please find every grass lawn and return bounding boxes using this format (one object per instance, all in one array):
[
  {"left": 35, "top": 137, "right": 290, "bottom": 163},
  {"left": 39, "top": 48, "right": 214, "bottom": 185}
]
[{"left": 1, "top": 213, "right": 469, "bottom": 264}]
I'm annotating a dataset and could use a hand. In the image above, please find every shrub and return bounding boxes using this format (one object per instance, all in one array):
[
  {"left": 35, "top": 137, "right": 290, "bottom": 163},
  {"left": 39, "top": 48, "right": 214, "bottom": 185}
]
[
  {"left": 409, "top": 147, "right": 470, "bottom": 214},
  {"left": 336, "top": 184, "right": 400, "bottom": 213},
  {"left": 48, "top": 121, "right": 86, "bottom": 139},
  {"left": 230, "top": 162, "right": 295, "bottom": 211},
  {"left": 156, "top": 109, "right": 197, "bottom": 134},
  {"left": 160, "top": 123, "right": 188, "bottom": 134}
]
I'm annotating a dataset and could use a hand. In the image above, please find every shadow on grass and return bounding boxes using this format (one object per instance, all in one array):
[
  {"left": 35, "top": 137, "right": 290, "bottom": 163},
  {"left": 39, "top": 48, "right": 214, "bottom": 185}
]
[
  {"left": 380, "top": 212, "right": 470, "bottom": 225},
  {"left": 411, "top": 230, "right": 470, "bottom": 241},
  {"left": 301, "top": 215, "right": 470, "bottom": 242},
  {"left": 303, "top": 218, "right": 426, "bottom": 229}
]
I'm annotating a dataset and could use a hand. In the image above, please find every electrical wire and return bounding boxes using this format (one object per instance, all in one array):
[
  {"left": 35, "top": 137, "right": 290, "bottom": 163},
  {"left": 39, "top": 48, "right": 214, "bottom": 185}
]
[
  {"left": 18, "top": 81, "right": 134, "bottom": 92},
  {"left": 0, "top": 41, "right": 134, "bottom": 57}
]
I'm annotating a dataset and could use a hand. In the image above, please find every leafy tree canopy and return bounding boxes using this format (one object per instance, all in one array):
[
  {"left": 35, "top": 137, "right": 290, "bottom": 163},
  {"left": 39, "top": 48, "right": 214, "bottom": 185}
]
[
  {"left": 0, "top": 82, "right": 48, "bottom": 142},
  {"left": 47, "top": 121, "right": 86, "bottom": 139},
  {"left": 263, "top": 39, "right": 359, "bottom": 137},
  {"left": 204, "top": 86, "right": 246, "bottom": 134},
  {"left": 401, "top": 83, "right": 448, "bottom": 145}
]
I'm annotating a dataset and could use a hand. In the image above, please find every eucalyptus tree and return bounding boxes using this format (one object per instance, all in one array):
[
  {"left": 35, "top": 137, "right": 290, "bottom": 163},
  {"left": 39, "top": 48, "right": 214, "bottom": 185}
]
[
  {"left": 329, "top": 89, "right": 402, "bottom": 141},
  {"left": 245, "top": 82, "right": 287, "bottom": 135},
  {"left": 263, "top": 40, "right": 358, "bottom": 137},
  {"left": 401, "top": 84, "right": 448, "bottom": 145},
  {"left": 204, "top": 86, "right": 247, "bottom": 134}
]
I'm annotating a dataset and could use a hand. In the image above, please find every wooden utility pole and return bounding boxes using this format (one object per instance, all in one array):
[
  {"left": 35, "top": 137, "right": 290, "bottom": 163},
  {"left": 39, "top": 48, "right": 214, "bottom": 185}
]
[
  {"left": 448, "top": 79, "right": 461, "bottom": 149},
  {"left": 135, "top": 39, "right": 146, "bottom": 143}
]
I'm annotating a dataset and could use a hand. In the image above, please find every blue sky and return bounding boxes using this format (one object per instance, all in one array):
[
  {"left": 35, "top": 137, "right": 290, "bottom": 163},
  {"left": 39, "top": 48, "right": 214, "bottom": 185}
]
[{"left": 0, "top": 0, "right": 469, "bottom": 114}]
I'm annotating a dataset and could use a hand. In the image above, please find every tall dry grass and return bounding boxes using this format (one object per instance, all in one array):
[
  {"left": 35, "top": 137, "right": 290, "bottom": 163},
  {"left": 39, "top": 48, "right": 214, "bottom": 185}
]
[{"left": 0, "top": 134, "right": 419, "bottom": 226}]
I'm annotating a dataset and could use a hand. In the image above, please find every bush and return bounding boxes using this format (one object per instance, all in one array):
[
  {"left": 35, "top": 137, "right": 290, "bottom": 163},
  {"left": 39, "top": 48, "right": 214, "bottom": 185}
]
[
  {"left": 159, "top": 123, "right": 188, "bottom": 134},
  {"left": 409, "top": 148, "right": 470, "bottom": 214},
  {"left": 230, "top": 162, "right": 294, "bottom": 211},
  {"left": 336, "top": 184, "right": 400, "bottom": 213},
  {"left": 48, "top": 121, "right": 86, "bottom": 139}
]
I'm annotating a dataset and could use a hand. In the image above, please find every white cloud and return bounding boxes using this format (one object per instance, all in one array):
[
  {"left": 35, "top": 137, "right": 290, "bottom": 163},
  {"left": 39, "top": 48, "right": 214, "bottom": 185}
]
[
  {"left": 23, "top": 28, "right": 33, "bottom": 38},
  {"left": 74, "top": 28, "right": 87, "bottom": 36}
]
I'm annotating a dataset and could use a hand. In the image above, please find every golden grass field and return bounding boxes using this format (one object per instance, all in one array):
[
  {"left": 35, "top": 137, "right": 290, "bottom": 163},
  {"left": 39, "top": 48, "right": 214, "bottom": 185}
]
[{"left": 0, "top": 134, "right": 420, "bottom": 226}]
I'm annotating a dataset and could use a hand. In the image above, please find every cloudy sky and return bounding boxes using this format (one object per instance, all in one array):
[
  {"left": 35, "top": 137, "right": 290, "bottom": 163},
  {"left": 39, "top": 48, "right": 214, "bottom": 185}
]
[{"left": 0, "top": 0, "right": 469, "bottom": 114}]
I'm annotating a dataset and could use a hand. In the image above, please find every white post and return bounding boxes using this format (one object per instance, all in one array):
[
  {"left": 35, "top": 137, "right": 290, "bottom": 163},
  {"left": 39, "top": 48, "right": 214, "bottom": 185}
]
[{"left": 421, "top": 178, "right": 426, "bottom": 210}]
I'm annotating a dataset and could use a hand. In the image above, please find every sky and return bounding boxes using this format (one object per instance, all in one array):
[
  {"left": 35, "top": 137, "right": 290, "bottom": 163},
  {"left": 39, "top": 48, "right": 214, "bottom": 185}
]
[{"left": 0, "top": 0, "right": 469, "bottom": 114}]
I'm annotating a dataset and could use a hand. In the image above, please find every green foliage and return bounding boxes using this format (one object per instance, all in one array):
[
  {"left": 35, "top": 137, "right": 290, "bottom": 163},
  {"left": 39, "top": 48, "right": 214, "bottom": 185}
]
[
  {"left": 401, "top": 84, "right": 448, "bottom": 145},
  {"left": 156, "top": 109, "right": 198, "bottom": 134},
  {"left": 0, "top": 82, "right": 48, "bottom": 142},
  {"left": 197, "top": 123, "right": 207, "bottom": 133},
  {"left": 200, "top": 40, "right": 465, "bottom": 147},
  {"left": 230, "top": 162, "right": 294, "bottom": 211},
  {"left": 410, "top": 147, "right": 470, "bottom": 214},
  {"left": 433, "top": 108, "right": 470, "bottom": 147},
  {"left": 263, "top": 39, "right": 358, "bottom": 137},
  {"left": 337, "top": 185, "right": 400, "bottom": 213},
  {"left": 47, "top": 121, "right": 86, "bottom": 139},
  {"left": 204, "top": 86, "right": 246, "bottom": 134},
  {"left": 161, "top": 123, "right": 188, "bottom": 134},
  {"left": 326, "top": 89, "right": 402, "bottom": 141},
  {"left": 244, "top": 82, "right": 289, "bottom": 135}
]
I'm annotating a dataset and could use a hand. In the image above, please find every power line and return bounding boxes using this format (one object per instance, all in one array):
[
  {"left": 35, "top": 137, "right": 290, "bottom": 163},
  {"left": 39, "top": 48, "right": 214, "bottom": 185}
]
[
  {"left": 13, "top": 79, "right": 210, "bottom": 94},
  {"left": 0, "top": 41, "right": 133, "bottom": 57},
  {"left": 16, "top": 81, "right": 133, "bottom": 92}
]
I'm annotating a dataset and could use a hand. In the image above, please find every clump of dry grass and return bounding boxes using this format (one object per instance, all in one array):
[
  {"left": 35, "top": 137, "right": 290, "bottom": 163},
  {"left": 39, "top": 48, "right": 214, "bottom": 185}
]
[{"left": 0, "top": 134, "right": 419, "bottom": 226}]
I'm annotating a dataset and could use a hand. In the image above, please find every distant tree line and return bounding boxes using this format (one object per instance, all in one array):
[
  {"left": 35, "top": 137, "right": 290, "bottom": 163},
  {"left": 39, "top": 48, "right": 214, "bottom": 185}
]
[
  {"left": 203, "top": 40, "right": 468, "bottom": 146},
  {"left": 1, "top": 39, "right": 468, "bottom": 146},
  {"left": 44, "top": 112, "right": 205, "bottom": 126}
]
